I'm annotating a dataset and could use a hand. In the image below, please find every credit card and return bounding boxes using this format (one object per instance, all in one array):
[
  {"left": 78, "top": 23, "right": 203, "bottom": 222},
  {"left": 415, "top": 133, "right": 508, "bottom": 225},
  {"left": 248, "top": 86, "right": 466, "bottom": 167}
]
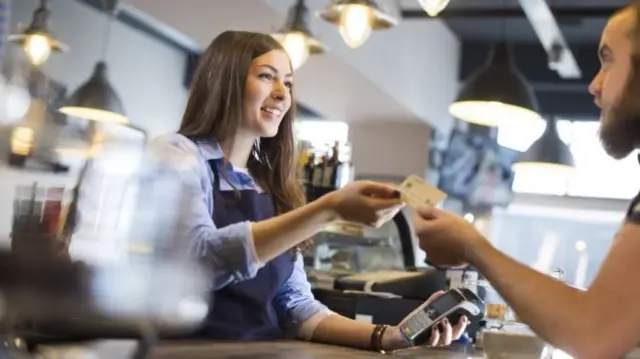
[{"left": 398, "top": 174, "right": 447, "bottom": 209}]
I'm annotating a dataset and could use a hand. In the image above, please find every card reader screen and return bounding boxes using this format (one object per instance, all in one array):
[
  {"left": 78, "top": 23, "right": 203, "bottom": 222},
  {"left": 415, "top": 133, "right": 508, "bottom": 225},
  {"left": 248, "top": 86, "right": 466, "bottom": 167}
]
[{"left": 426, "top": 290, "right": 465, "bottom": 318}]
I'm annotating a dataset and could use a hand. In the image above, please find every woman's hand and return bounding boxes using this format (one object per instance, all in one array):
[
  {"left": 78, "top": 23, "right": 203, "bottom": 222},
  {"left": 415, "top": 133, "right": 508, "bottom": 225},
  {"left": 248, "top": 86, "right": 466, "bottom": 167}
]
[
  {"left": 321, "top": 180, "right": 404, "bottom": 228},
  {"left": 382, "top": 291, "right": 470, "bottom": 351}
]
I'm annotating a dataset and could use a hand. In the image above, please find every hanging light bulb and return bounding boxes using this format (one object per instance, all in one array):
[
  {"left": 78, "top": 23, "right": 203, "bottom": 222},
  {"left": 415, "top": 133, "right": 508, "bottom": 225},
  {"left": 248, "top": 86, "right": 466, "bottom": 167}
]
[
  {"left": 281, "top": 32, "right": 310, "bottom": 70},
  {"left": 338, "top": 4, "right": 373, "bottom": 49},
  {"left": 272, "top": 0, "right": 325, "bottom": 70},
  {"left": 23, "top": 33, "right": 52, "bottom": 65},
  {"left": 8, "top": 0, "right": 68, "bottom": 66},
  {"left": 417, "top": 0, "right": 451, "bottom": 17},
  {"left": 318, "top": 0, "right": 397, "bottom": 49}
]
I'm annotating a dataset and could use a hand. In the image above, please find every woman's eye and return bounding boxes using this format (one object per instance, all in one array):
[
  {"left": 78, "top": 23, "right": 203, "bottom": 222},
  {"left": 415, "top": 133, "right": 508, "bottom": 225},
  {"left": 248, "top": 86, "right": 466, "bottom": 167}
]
[
  {"left": 259, "top": 73, "right": 273, "bottom": 80},
  {"left": 285, "top": 81, "right": 293, "bottom": 89}
]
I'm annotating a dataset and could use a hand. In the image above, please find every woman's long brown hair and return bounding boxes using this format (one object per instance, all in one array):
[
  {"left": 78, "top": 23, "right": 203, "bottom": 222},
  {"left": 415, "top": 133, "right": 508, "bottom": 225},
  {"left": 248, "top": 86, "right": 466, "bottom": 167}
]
[{"left": 178, "top": 30, "right": 305, "bottom": 215}]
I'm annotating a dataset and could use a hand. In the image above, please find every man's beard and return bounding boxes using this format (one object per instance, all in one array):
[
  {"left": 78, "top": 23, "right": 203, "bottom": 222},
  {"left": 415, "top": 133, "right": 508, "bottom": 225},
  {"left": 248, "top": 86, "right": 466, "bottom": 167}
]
[{"left": 599, "top": 55, "right": 640, "bottom": 159}]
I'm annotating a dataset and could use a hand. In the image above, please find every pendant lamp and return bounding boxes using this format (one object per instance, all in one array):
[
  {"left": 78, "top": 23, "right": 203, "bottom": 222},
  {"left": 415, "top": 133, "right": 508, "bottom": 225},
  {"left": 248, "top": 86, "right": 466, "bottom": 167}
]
[
  {"left": 59, "top": 61, "right": 126, "bottom": 124},
  {"left": 272, "top": 0, "right": 325, "bottom": 70},
  {"left": 8, "top": 0, "right": 68, "bottom": 66},
  {"left": 418, "top": 0, "right": 451, "bottom": 17},
  {"left": 317, "top": 0, "right": 397, "bottom": 49},
  {"left": 512, "top": 117, "right": 574, "bottom": 173},
  {"left": 58, "top": 1, "right": 127, "bottom": 124},
  {"left": 449, "top": 43, "right": 541, "bottom": 127}
]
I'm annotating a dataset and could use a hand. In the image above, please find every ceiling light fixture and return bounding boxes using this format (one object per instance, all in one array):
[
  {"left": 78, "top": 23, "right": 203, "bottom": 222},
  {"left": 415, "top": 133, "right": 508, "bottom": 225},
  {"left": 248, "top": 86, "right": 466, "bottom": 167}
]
[
  {"left": 512, "top": 117, "right": 575, "bottom": 175},
  {"left": 417, "top": 0, "right": 451, "bottom": 17},
  {"left": 58, "top": 0, "right": 126, "bottom": 124},
  {"left": 318, "top": 0, "right": 397, "bottom": 49},
  {"left": 272, "top": 0, "right": 325, "bottom": 70},
  {"left": 59, "top": 61, "right": 127, "bottom": 124},
  {"left": 8, "top": 0, "right": 68, "bottom": 66},
  {"left": 450, "top": 43, "right": 541, "bottom": 127}
]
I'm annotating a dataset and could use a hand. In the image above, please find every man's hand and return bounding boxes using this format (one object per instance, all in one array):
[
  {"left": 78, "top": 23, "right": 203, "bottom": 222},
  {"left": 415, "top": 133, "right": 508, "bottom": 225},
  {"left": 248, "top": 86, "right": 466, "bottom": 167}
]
[{"left": 413, "top": 206, "right": 488, "bottom": 266}]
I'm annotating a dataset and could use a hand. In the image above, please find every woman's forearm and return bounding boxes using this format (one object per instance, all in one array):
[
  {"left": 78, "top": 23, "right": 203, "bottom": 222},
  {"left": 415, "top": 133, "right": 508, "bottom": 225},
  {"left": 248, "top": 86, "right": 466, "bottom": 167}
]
[
  {"left": 309, "top": 314, "right": 407, "bottom": 351},
  {"left": 251, "top": 196, "right": 336, "bottom": 264}
]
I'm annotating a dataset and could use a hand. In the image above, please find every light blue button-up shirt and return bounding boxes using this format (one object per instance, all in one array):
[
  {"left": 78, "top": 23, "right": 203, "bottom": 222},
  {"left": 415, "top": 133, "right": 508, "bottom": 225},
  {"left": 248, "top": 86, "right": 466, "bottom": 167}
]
[{"left": 147, "top": 133, "right": 330, "bottom": 331}]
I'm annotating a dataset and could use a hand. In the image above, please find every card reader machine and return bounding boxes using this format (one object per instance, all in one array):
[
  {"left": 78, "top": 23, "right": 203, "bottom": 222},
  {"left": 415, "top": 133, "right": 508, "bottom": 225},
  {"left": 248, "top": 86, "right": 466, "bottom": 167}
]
[{"left": 398, "top": 288, "right": 485, "bottom": 346}]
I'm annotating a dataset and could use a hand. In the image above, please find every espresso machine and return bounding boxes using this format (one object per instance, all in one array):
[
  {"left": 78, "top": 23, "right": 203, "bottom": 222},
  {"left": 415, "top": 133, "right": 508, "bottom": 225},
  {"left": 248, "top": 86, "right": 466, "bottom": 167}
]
[{"left": 0, "top": 4, "right": 211, "bottom": 358}]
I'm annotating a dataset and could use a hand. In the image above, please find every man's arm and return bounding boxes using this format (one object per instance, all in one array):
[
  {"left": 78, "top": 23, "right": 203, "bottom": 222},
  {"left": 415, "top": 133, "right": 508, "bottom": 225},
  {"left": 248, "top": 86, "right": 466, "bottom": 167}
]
[{"left": 469, "top": 222, "right": 640, "bottom": 359}]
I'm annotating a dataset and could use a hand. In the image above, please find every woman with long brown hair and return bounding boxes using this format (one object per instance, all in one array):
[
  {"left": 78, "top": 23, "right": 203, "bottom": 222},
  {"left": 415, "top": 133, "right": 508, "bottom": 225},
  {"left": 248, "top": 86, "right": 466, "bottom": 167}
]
[{"left": 150, "top": 30, "right": 467, "bottom": 351}]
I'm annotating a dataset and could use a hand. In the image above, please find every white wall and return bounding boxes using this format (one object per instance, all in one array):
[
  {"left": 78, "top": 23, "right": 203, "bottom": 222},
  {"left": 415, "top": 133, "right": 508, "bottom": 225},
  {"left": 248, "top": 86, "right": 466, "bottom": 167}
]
[
  {"left": 0, "top": 0, "right": 189, "bottom": 245},
  {"left": 349, "top": 121, "right": 431, "bottom": 181},
  {"left": 11, "top": 0, "right": 188, "bottom": 136}
]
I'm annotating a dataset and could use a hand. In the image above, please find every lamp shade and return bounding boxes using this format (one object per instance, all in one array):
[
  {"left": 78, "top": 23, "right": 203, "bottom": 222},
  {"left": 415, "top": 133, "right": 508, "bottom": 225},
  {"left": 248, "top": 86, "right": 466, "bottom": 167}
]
[
  {"left": 449, "top": 43, "right": 540, "bottom": 127},
  {"left": 59, "top": 61, "right": 127, "bottom": 124},
  {"left": 512, "top": 117, "right": 574, "bottom": 173},
  {"left": 275, "top": 0, "right": 325, "bottom": 54},
  {"left": 271, "top": 0, "right": 325, "bottom": 70}
]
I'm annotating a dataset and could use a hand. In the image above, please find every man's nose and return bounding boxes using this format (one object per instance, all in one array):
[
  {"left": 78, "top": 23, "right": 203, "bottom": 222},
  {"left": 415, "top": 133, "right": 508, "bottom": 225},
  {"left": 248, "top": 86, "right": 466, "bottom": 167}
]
[{"left": 588, "top": 70, "right": 603, "bottom": 96}]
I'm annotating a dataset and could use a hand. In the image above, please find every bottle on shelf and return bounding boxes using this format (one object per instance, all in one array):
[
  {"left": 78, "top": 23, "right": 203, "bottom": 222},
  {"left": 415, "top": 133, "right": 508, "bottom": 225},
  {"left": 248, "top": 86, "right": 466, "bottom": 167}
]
[
  {"left": 296, "top": 149, "right": 310, "bottom": 184},
  {"left": 311, "top": 152, "right": 325, "bottom": 190},
  {"left": 320, "top": 141, "right": 340, "bottom": 189},
  {"left": 301, "top": 141, "right": 354, "bottom": 202}
]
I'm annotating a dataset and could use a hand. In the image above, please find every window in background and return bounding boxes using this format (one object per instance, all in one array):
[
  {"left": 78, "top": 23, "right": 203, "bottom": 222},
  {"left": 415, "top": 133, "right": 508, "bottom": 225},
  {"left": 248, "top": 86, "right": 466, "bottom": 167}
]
[
  {"left": 294, "top": 120, "right": 349, "bottom": 149},
  {"left": 498, "top": 119, "right": 640, "bottom": 199},
  {"left": 486, "top": 207, "right": 620, "bottom": 303},
  {"left": 565, "top": 122, "right": 639, "bottom": 199}
]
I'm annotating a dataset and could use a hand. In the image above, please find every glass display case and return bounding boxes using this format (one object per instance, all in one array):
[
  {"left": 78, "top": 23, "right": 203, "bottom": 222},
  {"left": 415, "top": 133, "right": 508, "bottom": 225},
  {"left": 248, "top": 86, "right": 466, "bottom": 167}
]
[{"left": 305, "top": 207, "right": 422, "bottom": 285}]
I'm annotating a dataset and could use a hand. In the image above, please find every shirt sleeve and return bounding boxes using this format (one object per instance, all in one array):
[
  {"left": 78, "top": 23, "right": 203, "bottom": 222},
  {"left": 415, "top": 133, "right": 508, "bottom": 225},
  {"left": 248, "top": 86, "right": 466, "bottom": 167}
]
[
  {"left": 272, "top": 254, "right": 332, "bottom": 336},
  {"left": 147, "top": 134, "right": 263, "bottom": 290}
]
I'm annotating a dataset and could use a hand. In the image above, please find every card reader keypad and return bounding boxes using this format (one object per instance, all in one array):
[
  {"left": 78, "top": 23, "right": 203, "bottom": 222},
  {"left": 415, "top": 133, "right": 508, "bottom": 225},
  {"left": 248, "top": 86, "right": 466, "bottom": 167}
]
[{"left": 407, "top": 310, "right": 433, "bottom": 332}]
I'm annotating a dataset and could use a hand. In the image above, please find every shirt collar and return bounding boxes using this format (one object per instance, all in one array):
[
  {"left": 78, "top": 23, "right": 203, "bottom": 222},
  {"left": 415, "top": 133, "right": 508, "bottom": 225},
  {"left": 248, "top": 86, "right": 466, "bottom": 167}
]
[
  {"left": 193, "top": 138, "right": 259, "bottom": 189},
  {"left": 193, "top": 139, "right": 225, "bottom": 161}
]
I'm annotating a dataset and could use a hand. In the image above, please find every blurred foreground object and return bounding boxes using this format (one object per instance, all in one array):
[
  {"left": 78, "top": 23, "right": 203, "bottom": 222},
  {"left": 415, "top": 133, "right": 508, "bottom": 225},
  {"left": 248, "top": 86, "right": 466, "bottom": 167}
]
[{"left": 0, "top": 122, "right": 211, "bottom": 358}]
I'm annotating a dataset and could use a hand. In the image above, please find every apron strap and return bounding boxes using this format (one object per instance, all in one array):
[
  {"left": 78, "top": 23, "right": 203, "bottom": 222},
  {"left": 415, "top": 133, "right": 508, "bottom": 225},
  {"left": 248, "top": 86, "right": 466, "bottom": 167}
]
[{"left": 207, "top": 159, "right": 222, "bottom": 193}]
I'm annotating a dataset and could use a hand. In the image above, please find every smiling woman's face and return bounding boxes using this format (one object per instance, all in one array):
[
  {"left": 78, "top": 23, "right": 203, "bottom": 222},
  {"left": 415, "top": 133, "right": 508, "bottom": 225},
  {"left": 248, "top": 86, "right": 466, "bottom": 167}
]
[{"left": 241, "top": 49, "right": 293, "bottom": 138}]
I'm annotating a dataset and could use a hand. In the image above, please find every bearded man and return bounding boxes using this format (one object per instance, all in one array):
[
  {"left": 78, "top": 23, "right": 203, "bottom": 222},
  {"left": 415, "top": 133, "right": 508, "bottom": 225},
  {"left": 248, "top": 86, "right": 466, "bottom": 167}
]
[{"left": 415, "top": 3, "right": 640, "bottom": 358}]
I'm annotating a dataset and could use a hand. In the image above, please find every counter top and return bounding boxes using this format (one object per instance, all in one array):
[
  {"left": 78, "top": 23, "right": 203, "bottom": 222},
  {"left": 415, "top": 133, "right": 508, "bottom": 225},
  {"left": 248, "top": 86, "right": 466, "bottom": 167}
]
[
  {"left": 153, "top": 341, "right": 481, "bottom": 358},
  {"left": 38, "top": 340, "right": 483, "bottom": 359}
]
